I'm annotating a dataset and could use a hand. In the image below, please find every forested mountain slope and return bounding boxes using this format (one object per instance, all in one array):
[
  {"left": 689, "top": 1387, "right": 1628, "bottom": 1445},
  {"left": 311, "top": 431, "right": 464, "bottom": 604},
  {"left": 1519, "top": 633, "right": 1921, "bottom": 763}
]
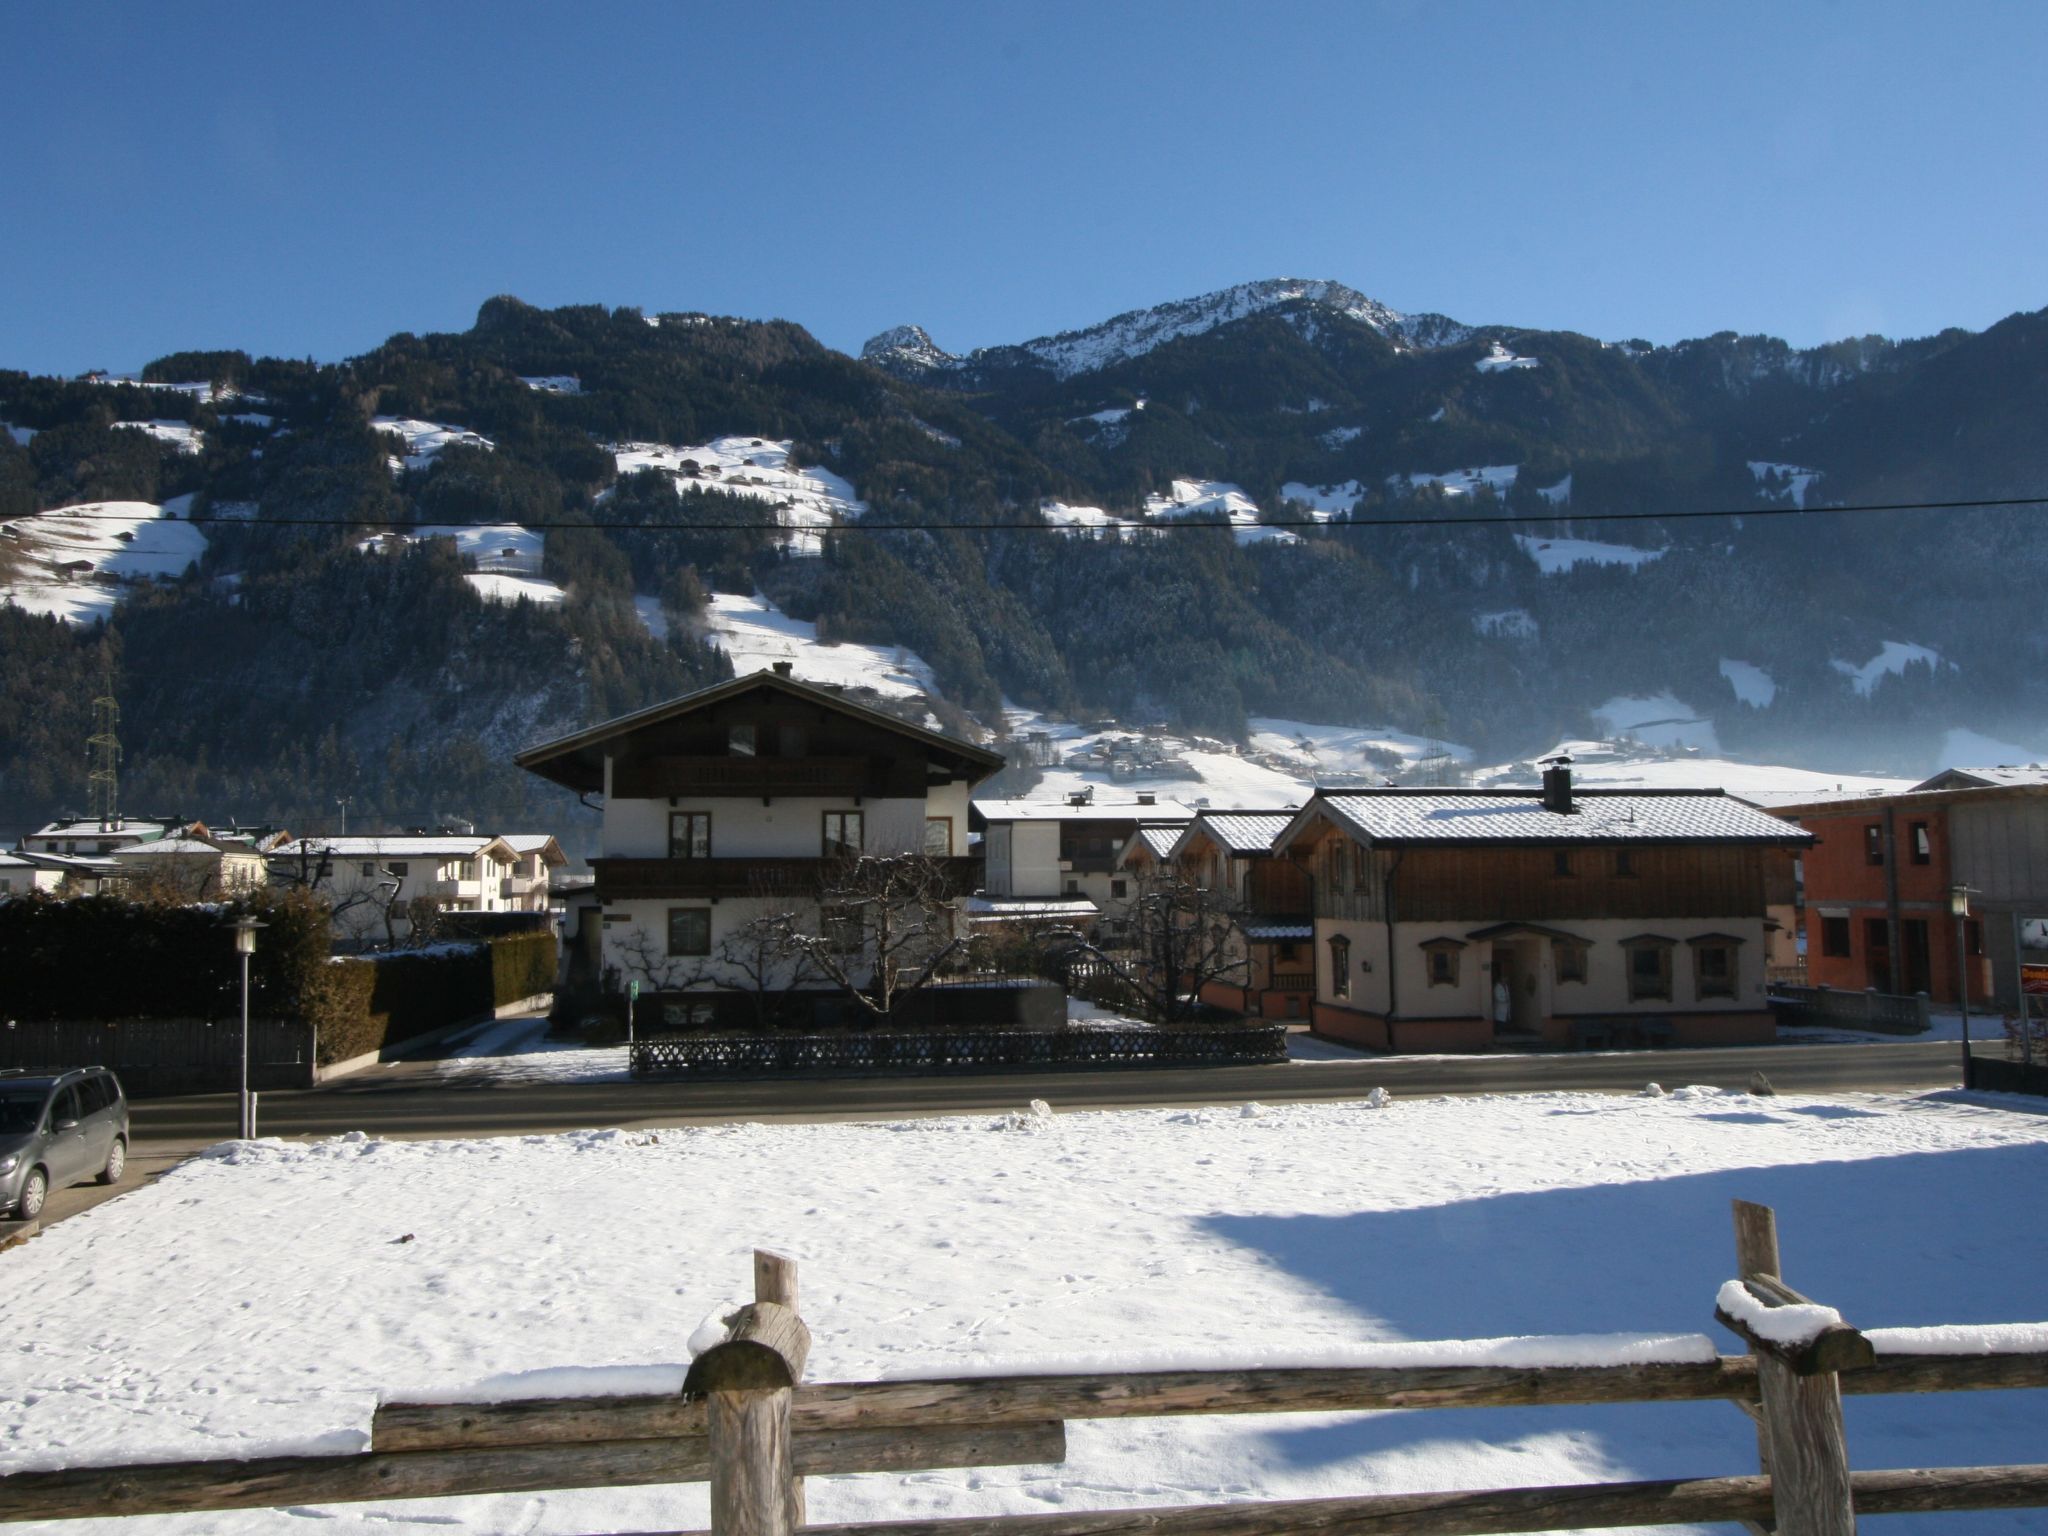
[{"left": 2, "top": 283, "right": 2043, "bottom": 839}]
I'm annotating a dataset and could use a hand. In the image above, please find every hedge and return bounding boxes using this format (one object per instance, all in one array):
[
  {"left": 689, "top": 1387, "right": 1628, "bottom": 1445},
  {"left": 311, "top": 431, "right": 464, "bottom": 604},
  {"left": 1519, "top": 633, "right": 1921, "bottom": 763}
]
[{"left": 0, "top": 892, "right": 557, "bottom": 1067}]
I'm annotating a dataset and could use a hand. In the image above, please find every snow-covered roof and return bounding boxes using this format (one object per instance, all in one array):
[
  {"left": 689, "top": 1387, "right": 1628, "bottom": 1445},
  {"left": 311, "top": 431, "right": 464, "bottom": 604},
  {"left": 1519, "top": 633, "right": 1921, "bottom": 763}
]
[
  {"left": 500, "top": 834, "right": 568, "bottom": 863},
  {"left": 1914, "top": 765, "right": 2048, "bottom": 791},
  {"left": 271, "top": 836, "right": 510, "bottom": 860},
  {"left": 1287, "top": 788, "right": 1810, "bottom": 847},
  {"left": 1183, "top": 812, "right": 1293, "bottom": 856},
  {"left": 28, "top": 819, "right": 173, "bottom": 840},
  {"left": 1133, "top": 825, "right": 1184, "bottom": 859},
  {"left": 112, "top": 837, "right": 245, "bottom": 859},
  {"left": 975, "top": 798, "right": 1194, "bottom": 823}
]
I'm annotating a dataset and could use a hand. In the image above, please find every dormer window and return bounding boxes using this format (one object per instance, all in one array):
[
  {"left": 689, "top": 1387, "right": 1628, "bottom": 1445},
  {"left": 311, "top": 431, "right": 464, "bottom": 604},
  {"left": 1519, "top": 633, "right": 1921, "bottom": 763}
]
[{"left": 729, "top": 722, "right": 756, "bottom": 757}]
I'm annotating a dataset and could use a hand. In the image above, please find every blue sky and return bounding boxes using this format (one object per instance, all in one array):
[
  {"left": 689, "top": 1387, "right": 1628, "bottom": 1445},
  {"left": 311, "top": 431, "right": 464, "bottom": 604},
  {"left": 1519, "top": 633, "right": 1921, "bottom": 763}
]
[{"left": 4, "top": 1, "right": 2044, "bottom": 375}]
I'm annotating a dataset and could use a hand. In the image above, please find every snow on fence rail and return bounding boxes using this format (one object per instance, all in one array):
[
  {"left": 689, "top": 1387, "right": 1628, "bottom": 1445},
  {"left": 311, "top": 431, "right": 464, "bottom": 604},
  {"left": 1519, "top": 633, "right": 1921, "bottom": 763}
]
[
  {"left": 629, "top": 1023, "right": 1287, "bottom": 1078},
  {"left": 4, "top": 1203, "right": 2047, "bottom": 1534}
]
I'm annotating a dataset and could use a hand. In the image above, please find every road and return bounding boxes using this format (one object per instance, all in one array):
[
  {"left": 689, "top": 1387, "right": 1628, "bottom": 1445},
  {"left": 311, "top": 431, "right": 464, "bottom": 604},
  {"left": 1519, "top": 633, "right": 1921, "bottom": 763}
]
[{"left": 126, "top": 1039, "right": 1970, "bottom": 1148}]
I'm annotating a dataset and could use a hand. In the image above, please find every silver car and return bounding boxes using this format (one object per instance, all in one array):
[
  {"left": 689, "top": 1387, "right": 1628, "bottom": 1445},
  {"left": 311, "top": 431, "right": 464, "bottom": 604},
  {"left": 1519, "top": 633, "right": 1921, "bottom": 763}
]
[{"left": 0, "top": 1068, "right": 129, "bottom": 1221}]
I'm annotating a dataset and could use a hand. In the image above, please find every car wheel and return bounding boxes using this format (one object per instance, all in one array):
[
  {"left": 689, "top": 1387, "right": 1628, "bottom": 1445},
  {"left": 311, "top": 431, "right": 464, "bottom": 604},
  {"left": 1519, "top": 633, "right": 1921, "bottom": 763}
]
[
  {"left": 98, "top": 1138, "right": 127, "bottom": 1186},
  {"left": 15, "top": 1167, "right": 48, "bottom": 1221}
]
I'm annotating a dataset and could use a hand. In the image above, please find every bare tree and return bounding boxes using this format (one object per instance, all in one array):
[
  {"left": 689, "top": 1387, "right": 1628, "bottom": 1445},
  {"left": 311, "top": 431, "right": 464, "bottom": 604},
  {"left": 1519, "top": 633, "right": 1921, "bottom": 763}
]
[
  {"left": 775, "top": 853, "right": 971, "bottom": 1026},
  {"left": 680, "top": 911, "right": 824, "bottom": 1030},
  {"left": 1065, "top": 868, "right": 1251, "bottom": 1024}
]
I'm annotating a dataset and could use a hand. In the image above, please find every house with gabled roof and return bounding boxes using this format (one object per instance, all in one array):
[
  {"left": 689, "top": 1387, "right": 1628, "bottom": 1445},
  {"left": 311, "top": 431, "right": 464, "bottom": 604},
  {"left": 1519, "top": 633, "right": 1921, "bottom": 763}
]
[
  {"left": 516, "top": 665, "right": 1003, "bottom": 1027},
  {"left": 1165, "top": 810, "right": 1313, "bottom": 1020},
  {"left": 1271, "top": 761, "right": 1810, "bottom": 1052},
  {"left": 971, "top": 793, "right": 1194, "bottom": 930}
]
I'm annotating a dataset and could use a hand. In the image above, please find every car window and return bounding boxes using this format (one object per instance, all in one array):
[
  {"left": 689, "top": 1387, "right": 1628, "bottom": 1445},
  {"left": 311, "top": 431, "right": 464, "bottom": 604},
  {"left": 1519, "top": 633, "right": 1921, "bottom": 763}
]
[
  {"left": 52, "top": 1086, "right": 82, "bottom": 1124},
  {"left": 0, "top": 1089, "right": 45, "bottom": 1136},
  {"left": 76, "top": 1076, "right": 110, "bottom": 1115}
]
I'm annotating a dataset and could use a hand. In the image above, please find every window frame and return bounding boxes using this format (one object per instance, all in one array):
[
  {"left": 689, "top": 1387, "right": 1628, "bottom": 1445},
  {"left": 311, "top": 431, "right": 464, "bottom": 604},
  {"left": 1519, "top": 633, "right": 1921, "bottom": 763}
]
[
  {"left": 822, "top": 810, "right": 863, "bottom": 859},
  {"left": 1328, "top": 934, "right": 1351, "bottom": 999},
  {"left": 1864, "top": 824, "right": 1884, "bottom": 866},
  {"left": 1553, "top": 938, "right": 1589, "bottom": 985},
  {"left": 1420, "top": 937, "right": 1464, "bottom": 988},
  {"left": 924, "top": 816, "right": 954, "bottom": 857},
  {"left": 728, "top": 722, "right": 756, "bottom": 757},
  {"left": 1688, "top": 937, "right": 1738, "bottom": 1000},
  {"left": 1622, "top": 937, "right": 1675, "bottom": 1002},
  {"left": 666, "top": 907, "right": 711, "bottom": 958},
  {"left": 669, "top": 811, "right": 712, "bottom": 860},
  {"left": 1820, "top": 915, "right": 1851, "bottom": 958},
  {"left": 1553, "top": 849, "right": 1574, "bottom": 878},
  {"left": 1909, "top": 821, "right": 1931, "bottom": 865}
]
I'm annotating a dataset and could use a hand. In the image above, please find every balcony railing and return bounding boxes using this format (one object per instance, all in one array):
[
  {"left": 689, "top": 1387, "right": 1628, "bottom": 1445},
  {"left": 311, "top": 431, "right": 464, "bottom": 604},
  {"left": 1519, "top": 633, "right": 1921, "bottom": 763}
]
[
  {"left": 610, "top": 755, "right": 875, "bottom": 798},
  {"left": 593, "top": 855, "right": 983, "bottom": 902},
  {"left": 1268, "top": 971, "right": 1315, "bottom": 994}
]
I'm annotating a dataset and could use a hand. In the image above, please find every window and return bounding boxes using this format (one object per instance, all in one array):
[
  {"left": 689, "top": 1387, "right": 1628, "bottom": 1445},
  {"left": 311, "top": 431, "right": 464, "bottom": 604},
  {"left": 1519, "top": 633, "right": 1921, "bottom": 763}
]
[
  {"left": 666, "top": 907, "right": 711, "bottom": 957},
  {"left": 1554, "top": 939, "right": 1589, "bottom": 984},
  {"left": 1065, "top": 879, "right": 1080, "bottom": 895},
  {"left": 1690, "top": 939, "right": 1737, "bottom": 1000},
  {"left": 924, "top": 817, "right": 953, "bottom": 856},
  {"left": 1421, "top": 939, "right": 1463, "bottom": 987},
  {"left": 1910, "top": 822, "right": 1931, "bottom": 865},
  {"left": 1328, "top": 935, "right": 1350, "bottom": 999},
  {"left": 1614, "top": 848, "right": 1635, "bottom": 877},
  {"left": 780, "top": 723, "right": 808, "bottom": 757},
  {"left": 821, "top": 903, "right": 863, "bottom": 955},
  {"left": 1966, "top": 919, "right": 1984, "bottom": 957},
  {"left": 1110, "top": 879, "right": 1127, "bottom": 899},
  {"left": 1821, "top": 916, "right": 1851, "bottom": 957},
  {"left": 670, "top": 812, "right": 712, "bottom": 860},
  {"left": 360, "top": 861, "right": 376, "bottom": 877},
  {"left": 728, "top": 722, "right": 756, "bottom": 757},
  {"left": 1330, "top": 840, "right": 1350, "bottom": 892},
  {"left": 823, "top": 810, "right": 863, "bottom": 858},
  {"left": 387, "top": 862, "right": 408, "bottom": 877},
  {"left": 1624, "top": 939, "right": 1673, "bottom": 1001},
  {"left": 661, "top": 999, "right": 717, "bottom": 1030},
  {"left": 1865, "top": 824, "right": 1884, "bottom": 866},
  {"left": 1553, "top": 849, "right": 1574, "bottom": 877},
  {"left": 52, "top": 1086, "right": 83, "bottom": 1126},
  {"left": 1865, "top": 917, "right": 1890, "bottom": 954},
  {"left": 74, "top": 1075, "right": 111, "bottom": 1114}
]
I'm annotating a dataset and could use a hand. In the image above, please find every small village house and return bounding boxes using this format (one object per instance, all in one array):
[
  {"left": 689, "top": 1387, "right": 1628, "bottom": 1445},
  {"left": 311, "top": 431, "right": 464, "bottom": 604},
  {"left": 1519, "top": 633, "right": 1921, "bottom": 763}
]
[
  {"left": 515, "top": 666, "right": 1004, "bottom": 1028},
  {"left": 267, "top": 832, "right": 560, "bottom": 944},
  {"left": 111, "top": 833, "right": 268, "bottom": 898},
  {"left": 973, "top": 793, "right": 1194, "bottom": 932},
  {"left": 1163, "top": 810, "right": 1314, "bottom": 1019},
  {"left": 1773, "top": 767, "right": 2048, "bottom": 1009},
  {"left": 1273, "top": 762, "right": 1810, "bottom": 1052}
]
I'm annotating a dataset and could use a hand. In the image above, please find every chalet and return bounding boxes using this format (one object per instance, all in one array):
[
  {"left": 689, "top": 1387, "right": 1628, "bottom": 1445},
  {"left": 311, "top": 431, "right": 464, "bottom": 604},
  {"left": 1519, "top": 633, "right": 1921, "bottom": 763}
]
[
  {"left": 112, "top": 834, "right": 268, "bottom": 897},
  {"left": 515, "top": 666, "right": 1003, "bottom": 1027},
  {"left": 267, "top": 832, "right": 544, "bottom": 941},
  {"left": 1773, "top": 775, "right": 2048, "bottom": 1008},
  {"left": 1165, "top": 810, "right": 1314, "bottom": 1019},
  {"left": 1273, "top": 763, "right": 1810, "bottom": 1052},
  {"left": 973, "top": 794, "right": 1194, "bottom": 929}
]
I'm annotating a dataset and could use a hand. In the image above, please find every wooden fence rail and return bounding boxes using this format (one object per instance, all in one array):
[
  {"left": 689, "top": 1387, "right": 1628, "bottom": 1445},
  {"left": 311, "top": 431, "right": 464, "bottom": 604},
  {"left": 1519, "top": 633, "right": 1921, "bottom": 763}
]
[{"left": 5, "top": 1207, "right": 2046, "bottom": 1535}]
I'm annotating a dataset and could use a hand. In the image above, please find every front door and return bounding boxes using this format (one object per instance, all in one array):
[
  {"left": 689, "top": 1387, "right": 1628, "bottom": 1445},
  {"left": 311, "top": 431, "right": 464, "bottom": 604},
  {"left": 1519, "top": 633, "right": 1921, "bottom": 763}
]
[{"left": 1491, "top": 947, "right": 1516, "bottom": 1035}]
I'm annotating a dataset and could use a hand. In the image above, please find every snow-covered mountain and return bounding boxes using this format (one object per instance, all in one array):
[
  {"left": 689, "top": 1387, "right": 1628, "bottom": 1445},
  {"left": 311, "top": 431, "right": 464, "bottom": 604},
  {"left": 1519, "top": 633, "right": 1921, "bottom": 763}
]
[{"left": 865, "top": 278, "right": 1472, "bottom": 382}]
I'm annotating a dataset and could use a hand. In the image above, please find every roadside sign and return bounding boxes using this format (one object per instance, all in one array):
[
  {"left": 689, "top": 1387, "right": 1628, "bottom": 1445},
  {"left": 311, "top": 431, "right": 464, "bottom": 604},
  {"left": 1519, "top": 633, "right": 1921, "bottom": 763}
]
[{"left": 628, "top": 980, "right": 640, "bottom": 1001}]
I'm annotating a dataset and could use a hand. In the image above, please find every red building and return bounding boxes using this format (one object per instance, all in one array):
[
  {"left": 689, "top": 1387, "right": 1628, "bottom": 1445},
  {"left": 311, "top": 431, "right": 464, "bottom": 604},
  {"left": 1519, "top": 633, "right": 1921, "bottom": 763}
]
[{"left": 1777, "top": 793, "right": 1988, "bottom": 1005}]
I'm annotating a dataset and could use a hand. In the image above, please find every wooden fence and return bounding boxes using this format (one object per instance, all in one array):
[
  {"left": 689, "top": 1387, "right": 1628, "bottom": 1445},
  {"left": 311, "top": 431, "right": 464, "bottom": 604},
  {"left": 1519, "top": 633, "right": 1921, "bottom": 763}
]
[
  {"left": 630, "top": 1023, "right": 1287, "bottom": 1078},
  {"left": 1766, "top": 984, "right": 1931, "bottom": 1035},
  {"left": 4, "top": 1202, "right": 2045, "bottom": 1534}
]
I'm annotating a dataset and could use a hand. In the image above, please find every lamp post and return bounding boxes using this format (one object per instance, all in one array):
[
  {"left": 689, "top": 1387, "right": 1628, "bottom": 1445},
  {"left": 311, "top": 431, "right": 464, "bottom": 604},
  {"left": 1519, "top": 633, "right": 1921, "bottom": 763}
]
[
  {"left": 1951, "top": 885, "right": 1973, "bottom": 1088},
  {"left": 228, "top": 913, "right": 266, "bottom": 1138}
]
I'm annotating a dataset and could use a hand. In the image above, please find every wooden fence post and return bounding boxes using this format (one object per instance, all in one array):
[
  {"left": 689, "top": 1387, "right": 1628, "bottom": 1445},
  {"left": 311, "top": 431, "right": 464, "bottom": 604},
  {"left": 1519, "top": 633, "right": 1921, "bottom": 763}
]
[
  {"left": 1724, "top": 1200, "right": 1862, "bottom": 1536},
  {"left": 686, "top": 1252, "right": 812, "bottom": 1536},
  {"left": 754, "top": 1250, "right": 806, "bottom": 1527}
]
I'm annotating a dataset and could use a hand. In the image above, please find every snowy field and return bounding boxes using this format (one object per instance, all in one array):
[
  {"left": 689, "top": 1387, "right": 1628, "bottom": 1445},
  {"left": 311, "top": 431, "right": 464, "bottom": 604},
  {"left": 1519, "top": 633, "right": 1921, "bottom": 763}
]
[
  {"left": 611, "top": 437, "right": 864, "bottom": 556},
  {"left": 0, "top": 500, "right": 208, "bottom": 623},
  {"left": 4, "top": 1089, "right": 2045, "bottom": 1535},
  {"left": 694, "top": 592, "right": 937, "bottom": 701},
  {"left": 1514, "top": 532, "right": 1666, "bottom": 574}
]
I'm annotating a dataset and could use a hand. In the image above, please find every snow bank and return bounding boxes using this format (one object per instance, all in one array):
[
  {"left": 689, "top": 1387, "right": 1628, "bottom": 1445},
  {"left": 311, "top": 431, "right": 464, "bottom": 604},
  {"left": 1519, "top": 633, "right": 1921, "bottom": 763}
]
[{"left": 1865, "top": 1322, "right": 2048, "bottom": 1356}]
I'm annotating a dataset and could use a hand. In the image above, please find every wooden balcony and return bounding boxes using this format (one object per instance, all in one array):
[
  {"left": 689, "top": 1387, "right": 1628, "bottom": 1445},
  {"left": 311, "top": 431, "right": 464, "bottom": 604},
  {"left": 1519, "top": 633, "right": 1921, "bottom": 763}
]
[
  {"left": 609, "top": 755, "right": 882, "bottom": 799},
  {"left": 593, "top": 855, "right": 983, "bottom": 902}
]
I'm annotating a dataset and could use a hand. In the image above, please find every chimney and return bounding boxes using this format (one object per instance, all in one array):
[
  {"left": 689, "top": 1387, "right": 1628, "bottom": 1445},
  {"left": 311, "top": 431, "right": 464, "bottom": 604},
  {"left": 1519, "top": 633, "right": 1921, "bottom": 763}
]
[
  {"left": 772, "top": 660, "right": 794, "bottom": 676},
  {"left": 1541, "top": 756, "right": 1575, "bottom": 815}
]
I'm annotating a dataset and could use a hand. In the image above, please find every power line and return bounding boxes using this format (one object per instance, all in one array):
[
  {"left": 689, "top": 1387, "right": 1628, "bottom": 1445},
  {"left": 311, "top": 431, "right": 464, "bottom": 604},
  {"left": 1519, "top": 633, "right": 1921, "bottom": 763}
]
[{"left": 14, "top": 492, "right": 2048, "bottom": 535}]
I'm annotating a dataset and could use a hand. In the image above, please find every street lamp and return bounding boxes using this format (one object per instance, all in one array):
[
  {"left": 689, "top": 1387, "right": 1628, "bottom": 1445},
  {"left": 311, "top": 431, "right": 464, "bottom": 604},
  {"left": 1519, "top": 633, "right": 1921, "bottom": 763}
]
[
  {"left": 1951, "top": 885, "right": 1974, "bottom": 1088},
  {"left": 227, "top": 913, "right": 266, "bottom": 1138}
]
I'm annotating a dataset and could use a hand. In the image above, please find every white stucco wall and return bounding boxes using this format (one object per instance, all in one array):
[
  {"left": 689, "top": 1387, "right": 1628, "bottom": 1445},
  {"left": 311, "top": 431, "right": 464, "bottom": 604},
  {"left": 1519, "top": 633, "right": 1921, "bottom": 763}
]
[
  {"left": 601, "top": 895, "right": 854, "bottom": 992},
  {"left": 604, "top": 795, "right": 935, "bottom": 860}
]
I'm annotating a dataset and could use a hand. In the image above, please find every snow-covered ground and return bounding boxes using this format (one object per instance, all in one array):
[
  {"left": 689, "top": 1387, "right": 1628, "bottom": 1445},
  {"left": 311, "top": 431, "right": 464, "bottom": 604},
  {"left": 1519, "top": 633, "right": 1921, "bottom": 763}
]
[
  {"left": 1832, "top": 640, "right": 1947, "bottom": 697},
  {"left": 1397, "top": 464, "right": 1519, "bottom": 499},
  {"left": 1142, "top": 478, "right": 1292, "bottom": 545},
  {"left": 1514, "top": 533, "right": 1666, "bottom": 574},
  {"left": 611, "top": 437, "right": 864, "bottom": 556},
  {"left": 694, "top": 591, "right": 937, "bottom": 701},
  {"left": 519, "top": 375, "right": 582, "bottom": 395},
  {"left": 432, "top": 1015, "right": 629, "bottom": 1085},
  {"left": 1247, "top": 717, "right": 1471, "bottom": 778},
  {"left": 5, "top": 1089, "right": 2044, "bottom": 1535},
  {"left": 0, "top": 500, "right": 208, "bottom": 623},
  {"left": 1748, "top": 460, "right": 1822, "bottom": 508},
  {"left": 359, "top": 524, "right": 564, "bottom": 607},
  {"left": 1039, "top": 499, "right": 1137, "bottom": 537},
  {"left": 1942, "top": 727, "right": 2040, "bottom": 766},
  {"left": 1718, "top": 658, "right": 1777, "bottom": 708},
  {"left": 111, "top": 419, "right": 204, "bottom": 455},
  {"left": 1592, "top": 694, "right": 1722, "bottom": 754},
  {"left": 1475, "top": 340, "right": 1539, "bottom": 372},
  {"left": 372, "top": 417, "right": 495, "bottom": 465},
  {"left": 1279, "top": 481, "right": 1362, "bottom": 516},
  {"left": 1472, "top": 740, "right": 1911, "bottom": 801}
]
